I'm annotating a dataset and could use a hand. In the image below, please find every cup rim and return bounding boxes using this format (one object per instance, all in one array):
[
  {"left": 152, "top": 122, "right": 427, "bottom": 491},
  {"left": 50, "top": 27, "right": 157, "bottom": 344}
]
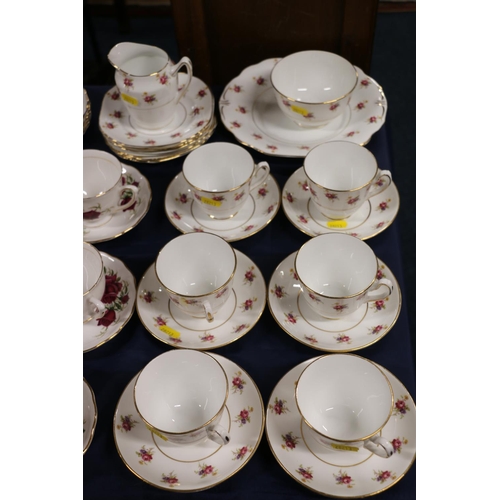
[
  {"left": 303, "top": 141, "right": 379, "bottom": 193},
  {"left": 83, "top": 149, "right": 122, "bottom": 199},
  {"left": 270, "top": 50, "right": 358, "bottom": 105},
  {"left": 295, "top": 353, "right": 394, "bottom": 442},
  {"left": 83, "top": 242, "right": 104, "bottom": 296},
  {"left": 108, "top": 41, "right": 170, "bottom": 77},
  {"left": 133, "top": 350, "right": 229, "bottom": 435},
  {"left": 154, "top": 233, "right": 237, "bottom": 298},
  {"left": 294, "top": 234, "right": 378, "bottom": 299}
]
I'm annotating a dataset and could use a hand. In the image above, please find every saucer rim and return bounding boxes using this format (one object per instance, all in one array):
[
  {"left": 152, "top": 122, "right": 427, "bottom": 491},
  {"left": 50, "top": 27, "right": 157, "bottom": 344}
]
[
  {"left": 265, "top": 357, "right": 416, "bottom": 498},
  {"left": 113, "top": 353, "right": 265, "bottom": 493},
  {"left": 267, "top": 253, "right": 402, "bottom": 353},
  {"left": 83, "top": 377, "right": 98, "bottom": 454},
  {"left": 164, "top": 171, "right": 282, "bottom": 242},
  {"left": 282, "top": 167, "right": 400, "bottom": 240},
  {"left": 136, "top": 249, "right": 266, "bottom": 350},
  {"left": 83, "top": 251, "right": 137, "bottom": 353},
  {"left": 83, "top": 163, "right": 152, "bottom": 244}
]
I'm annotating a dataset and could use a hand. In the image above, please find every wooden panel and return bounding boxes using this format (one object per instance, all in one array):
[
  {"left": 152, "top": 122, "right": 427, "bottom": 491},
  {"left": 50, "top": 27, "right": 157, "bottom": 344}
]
[{"left": 171, "top": 0, "right": 379, "bottom": 86}]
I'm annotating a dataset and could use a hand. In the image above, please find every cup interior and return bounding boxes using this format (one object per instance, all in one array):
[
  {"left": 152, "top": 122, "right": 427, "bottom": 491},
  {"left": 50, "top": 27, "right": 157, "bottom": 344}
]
[
  {"left": 183, "top": 143, "right": 255, "bottom": 192},
  {"left": 156, "top": 233, "right": 236, "bottom": 296},
  {"left": 295, "top": 234, "right": 377, "bottom": 297},
  {"left": 304, "top": 141, "right": 377, "bottom": 190},
  {"left": 271, "top": 51, "right": 357, "bottom": 103},
  {"left": 83, "top": 150, "right": 122, "bottom": 198},
  {"left": 134, "top": 350, "right": 228, "bottom": 433},
  {"left": 296, "top": 354, "right": 393, "bottom": 441},
  {"left": 83, "top": 243, "right": 103, "bottom": 294}
]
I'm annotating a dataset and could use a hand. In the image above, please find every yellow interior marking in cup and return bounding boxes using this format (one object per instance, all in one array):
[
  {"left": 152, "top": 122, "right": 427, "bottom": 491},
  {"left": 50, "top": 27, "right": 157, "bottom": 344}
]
[
  {"left": 330, "top": 443, "right": 359, "bottom": 452},
  {"left": 145, "top": 423, "right": 168, "bottom": 441},
  {"left": 159, "top": 325, "right": 181, "bottom": 339},
  {"left": 327, "top": 220, "right": 348, "bottom": 228},
  {"left": 121, "top": 93, "right": 138, "bottom": 106},
  {"left": 291, "top": 104, "right": 309, "bottom": 116},
  {"left": 200, "top": 196, "right": 222, "bottom": 207}
]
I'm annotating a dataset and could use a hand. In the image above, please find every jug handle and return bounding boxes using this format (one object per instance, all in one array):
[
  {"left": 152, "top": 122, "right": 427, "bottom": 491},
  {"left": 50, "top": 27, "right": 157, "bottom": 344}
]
[{"left": 170, "top": 57, "right": 193, "bottom": 105}]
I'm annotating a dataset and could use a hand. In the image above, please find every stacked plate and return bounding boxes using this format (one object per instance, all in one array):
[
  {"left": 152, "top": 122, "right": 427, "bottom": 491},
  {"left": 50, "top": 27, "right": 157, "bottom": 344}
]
[
  {"left": 83, "top": 88, "right": 91, "bottom": 134},
  {"left": 99, "top": 73, "right": 216, "bottom": 163}
]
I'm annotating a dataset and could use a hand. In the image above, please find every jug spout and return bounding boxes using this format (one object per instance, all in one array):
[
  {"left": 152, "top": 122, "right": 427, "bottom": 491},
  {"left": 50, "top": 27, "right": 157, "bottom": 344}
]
[{"left": 107, "top": 42, "right": 169, "bottom": 76}]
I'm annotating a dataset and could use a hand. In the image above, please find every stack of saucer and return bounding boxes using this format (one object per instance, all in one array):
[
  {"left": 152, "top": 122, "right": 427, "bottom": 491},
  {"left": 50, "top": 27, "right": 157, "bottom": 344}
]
[
  {"left": 99, "top": 73, "right": 216, "bottom": 163},
  {"left": 83, "top": 88, "right": 91, "bottom": 134}
]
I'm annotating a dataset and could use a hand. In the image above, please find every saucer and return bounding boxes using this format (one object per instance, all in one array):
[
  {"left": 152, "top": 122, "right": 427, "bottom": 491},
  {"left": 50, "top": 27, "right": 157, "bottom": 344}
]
[
  {"left": 83, "top": 252, "right": 137, "bottom": 353},
  {"left": 282, "top": 167, "right": 399, "bottom": 240},
  {"left": 100, "top": 73, "right": 214, "bottom": 149},
  {"left": 114, "top": 353, "right": 264, "bottom": 492},
  {"left": 268, "top": 252, "right": 401, "bottom": 352},
  {"left": 266, "top": 357, "right": 415, "bottom": 497},
  {"left": 219, "top": 58, "right": 387, "bottom": 157},
  {"left": 164, "top": 171, "right": 281, "bottom": 242},
  {"left": 83, "top": 378, "right": 97, "bottom": 454},
  {"left": 83, "top": 163, "right": 152, "bottom": 244},
  {"left": 137, "top": 250, "right": 265, "bottom": 349}
]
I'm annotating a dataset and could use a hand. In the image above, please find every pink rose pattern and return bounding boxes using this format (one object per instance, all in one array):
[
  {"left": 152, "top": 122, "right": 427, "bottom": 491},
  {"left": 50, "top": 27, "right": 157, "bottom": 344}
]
[
  {"left": 195, "top": 462, "right": 218, "bottom": 478},
  {"left": 117, "top": 414, "right": 138, "bottom": 433},
  {"left": 233, "top": 406, "right": 253, "bottom": 427},
  {"left": 161, "top": 472, "right": 179, "bottom": 487},
  {"left": 335, "top": 470, "right": 354, "bottom": 488},
  {"left": 232, "top": 445, "right": 251, "bottom": 461},
  {"left": 268, "top": 397, "right": 289, "bottom": 415},
  {"left": 372, "top": 470, "right": 397, "bottom": 484},
  {"left": 393, "top": 395, "right": 410, "bottom": 418},
  {"left": 281, "top": 432, "right": 300, "bottom": 451},
  {"left": 231, "top": 371, "right": 246, "bottom": 394},
  {"left": 136, "top": 446, "right": 154, "bottom": 465},
  {"left": 296, "top": 465, "right": 313, "bottom": 483}
]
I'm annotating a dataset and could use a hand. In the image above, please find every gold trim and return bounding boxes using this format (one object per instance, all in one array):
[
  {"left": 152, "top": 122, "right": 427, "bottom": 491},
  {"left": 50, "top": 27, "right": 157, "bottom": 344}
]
[
  {"left": 83, "top": 152, "right": 123, "bottom": 199},
  {"left": 83, "top": 378, "right": 98, "bottom": 455},
  {"left": 83, "top": 242, "right": 104, "bottom": 296},
  {"left": 108, "top": 42, "right": 169, "bottom": 77}
]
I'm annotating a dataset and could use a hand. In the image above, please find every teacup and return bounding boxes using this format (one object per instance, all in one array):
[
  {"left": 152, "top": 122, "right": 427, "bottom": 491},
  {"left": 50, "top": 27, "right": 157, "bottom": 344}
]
[
  {"left": 304, "top": 141, "right": 392, "bottom": 220},
  {"left": 271, "top": 50, "right": 358, "bottom": 128},
  {"left": 108, "top": 42, "right": 193, "bottom": 131},
  {"left": 296, "top": 353, "right": 395, "bottom": 458},
  {"left": 83, "top": 149, "right": 139, "bottom": 227},
  {"left": 294, "top": 233, "right": 393, "bottom": 319},
  {"left": 155, "top": 232, "right": 237, "bottom": 322},
  {"left": 182, "top": 142, "right": 270, "bottom": 219},
  {"left": 83, "top": 242, "right": 106, "bottom": 323},
  {"left": 134, "top": 350, "right": 231, "bottom": 446}
]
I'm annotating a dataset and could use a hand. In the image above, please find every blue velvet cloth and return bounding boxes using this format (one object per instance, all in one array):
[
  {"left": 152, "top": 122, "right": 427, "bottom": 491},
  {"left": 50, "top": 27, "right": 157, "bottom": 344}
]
[{"left": 83, "top": 85, "right": 416, "bottom": 500}]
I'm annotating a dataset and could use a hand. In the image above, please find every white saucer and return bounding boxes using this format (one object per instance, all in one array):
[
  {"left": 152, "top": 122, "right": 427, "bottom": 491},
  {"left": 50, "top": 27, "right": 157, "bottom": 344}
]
[
  {"left": 282, "top": 167, "right": 399, "bottom": 240},
  {"left": 83, "top": 378, "right": 97, "bottom": 454},
  {"left": 268, "top": 252, "right": 401, "bottom": 352},
  {"left": 114, "top": 353, "right": 264, "bottom": 492},
  {"left": 219, "top": 58, "right": 387, "bottom": 157},
  {"left": 100, "top": 73, "right": 214, "bottom": 149},
  {"left": 164, "top": 171, "right": 281, "bottom": 242},
  {"left": 266, "top": 357, "right": 415, "bottom": 497},
  {"left": 83, "top": 163, "right": 152, "bottom": 244},
  {"left": 137, "top": 250, "right": 265, "bottom": 349},
  {"left": 83, "top": 252, "right": 137, "bottom": 353}
]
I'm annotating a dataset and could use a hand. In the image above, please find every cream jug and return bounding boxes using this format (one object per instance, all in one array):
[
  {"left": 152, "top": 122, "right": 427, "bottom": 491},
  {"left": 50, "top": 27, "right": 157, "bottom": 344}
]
[{"left": 108, "top": 42, "right": 193, "bottom": 131}]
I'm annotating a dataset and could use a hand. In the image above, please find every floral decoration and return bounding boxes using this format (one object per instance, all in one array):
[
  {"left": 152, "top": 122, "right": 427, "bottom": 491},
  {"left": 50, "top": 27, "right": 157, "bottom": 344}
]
[
  {"left": 393, "top": 395, "right": 410, "bottom": 418},
  {"left": 161, "top": 472, "right": 179, "bottom": 487},
  {"left": 117, "top": 414, "right": 138, "bottom": 433},
  {"left": 136, "top": 446, "right": 154, "bottom": 465},
  {"left": 334, "top": 470, "right": 354, "bottom": 488},
  {"left": 195, "top": 463, "right": 218, "bottom": 478},
  {"left": 281, "top": 431, "right": 300, "bottom": 451},
  {"left": 268, "top": 397, "right": 289, "bottom": 415},
  {"left": 233, "top": 406, "right": 253, "bottom": 427},
  {"left": 372, "top": 470, "right": 397, "bottom": 484},
  {"left": 296, "top": 465, "right": 314, "bottom": 483},
  {"left": 231, "top": 371, "right": 246, "bottom": 394}
]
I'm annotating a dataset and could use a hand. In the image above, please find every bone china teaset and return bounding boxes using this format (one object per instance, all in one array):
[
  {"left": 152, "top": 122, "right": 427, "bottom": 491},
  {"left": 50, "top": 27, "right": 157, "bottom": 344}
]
[{"left": 83, "top": 43, "right": 415, "bottom": 496}]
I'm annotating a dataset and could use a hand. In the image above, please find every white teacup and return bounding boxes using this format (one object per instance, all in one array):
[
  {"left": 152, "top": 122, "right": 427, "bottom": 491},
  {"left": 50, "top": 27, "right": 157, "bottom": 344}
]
[
  {"left": 304, "top": 141, "right": 392, "bottom": 220},
  {"left": 83, "top": 150, "right": 138, "bottom": 227},
  {"left": 294, "top": 233, "right": 393, "bottom": 319},
  {"left": 83, "top": 242, "right": 106, "bottom": 323},
  {"left": 182, "top": 142, "right": 270, "bottom": 219},
  {"left": 155, "top": 232, "right": 237, "bottom": 322},
  {"left": 296, "top": 354, "right": 395, "bottom": 458},
  {"left": 271, "top": 51, "right": 358, "bottom": 128},
  {"left": 134, "top": 350, "right": 230, "bottom": 446}
]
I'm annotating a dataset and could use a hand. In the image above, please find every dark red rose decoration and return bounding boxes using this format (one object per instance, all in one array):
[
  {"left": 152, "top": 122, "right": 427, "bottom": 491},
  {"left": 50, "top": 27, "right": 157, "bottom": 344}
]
[{"left": 96, "top": 268, "right": 130, "bottom": 330}]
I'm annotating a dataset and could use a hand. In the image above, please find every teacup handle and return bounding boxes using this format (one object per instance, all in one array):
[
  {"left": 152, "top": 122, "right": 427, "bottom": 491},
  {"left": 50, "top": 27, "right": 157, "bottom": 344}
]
[
  {"left": 367, "top": 169, "right": 392, "bottom": 199},
  {"left": 88, "top": 297, "right": 106, "bottom": 314},
  {"left": 110, "top": 185, "right": 139, "bottom": 214},
  {"left": 363, "top": 435, "right": 394, "bottom": 458},
  {"left": 249, "top": 161, "right": 270, "bottom": 190},
  {"left": 170, "top": 57, "right": 193, "bottom": 105},
  {"left": 364, "top": 278, "right": 393, "bottom": 303},
  {"left": 203, "top": 300, "right": 214, "bottom": 323},
  {"left": 207, "top": 424, "right": 231, "bottom": 446}
]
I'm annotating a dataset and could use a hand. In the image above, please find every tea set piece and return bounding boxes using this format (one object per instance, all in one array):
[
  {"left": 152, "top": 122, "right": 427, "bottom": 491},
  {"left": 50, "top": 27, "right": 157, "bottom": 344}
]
[
  {"left": 83, "top": 378, "right": 97, "bottom": 454},
  {"left": 282, "top": 166, "right": 399, "bottom": 240},
  {"left": 83, "top": 161, "right": 152, "bottom": 244},
  {"left": 99, "top": 73, "right": 215, "bottom": 161},
  {"left": 83, "top": 88, "right": 91, "bottom": 134},
  {"left": 83, "top": 251, "right": 137, "bottom": 353},
  {"left": 136, "top": 248, "right": 266, "bottom": 349},
  {"left": 265, "top": 355, "right": 416, "bottom": 497},
  {"left": 113, "top": 353, "right": 265, "bottom": 492},
  {"left": 219, "top": 58, "right": 387, "bottom": 157},
  {"left": 267, "top": 251, "right": 401, "bottom": 352}
]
